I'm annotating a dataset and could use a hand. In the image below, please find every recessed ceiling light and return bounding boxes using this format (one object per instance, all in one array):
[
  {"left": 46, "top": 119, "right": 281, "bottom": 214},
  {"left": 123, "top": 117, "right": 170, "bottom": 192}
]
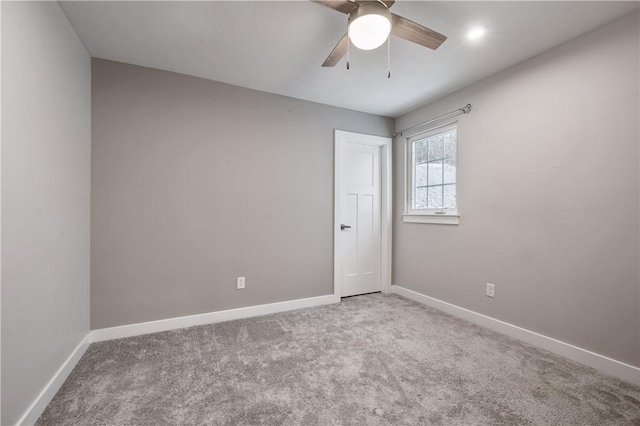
[{"left": 467, "top": 26, "right": 486, "bottom": 40}]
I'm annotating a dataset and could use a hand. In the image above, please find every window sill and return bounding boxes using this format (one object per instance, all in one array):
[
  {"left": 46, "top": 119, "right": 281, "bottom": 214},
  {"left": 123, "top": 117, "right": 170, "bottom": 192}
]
[{"left": 402, "top": 214, "right": 460, "bottom": 225}]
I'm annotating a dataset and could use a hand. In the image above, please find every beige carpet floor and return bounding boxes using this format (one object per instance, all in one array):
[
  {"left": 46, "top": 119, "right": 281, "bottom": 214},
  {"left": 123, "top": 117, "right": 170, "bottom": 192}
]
[{"left": 37, "top": 293, "right": 640, "bottom": 425}]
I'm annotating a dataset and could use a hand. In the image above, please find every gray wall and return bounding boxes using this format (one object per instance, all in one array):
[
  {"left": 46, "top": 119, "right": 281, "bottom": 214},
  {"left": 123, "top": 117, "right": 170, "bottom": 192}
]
[
  {"left": 91, "top": 58, "right": 394, "bottom": 329},
  {"left": 394, "top": 12, "right": 639, "bottom": 367},
  {"left": 1, "top": 2, "right": 91, "bottom": 424}
]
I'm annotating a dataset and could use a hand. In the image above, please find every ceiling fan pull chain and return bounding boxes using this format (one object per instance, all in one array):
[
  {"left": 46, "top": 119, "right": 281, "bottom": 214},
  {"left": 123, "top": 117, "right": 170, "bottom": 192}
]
[
  {"left": 347, "top": 19, "right": 351, "bottom": 70},
  {"left": 387, "top": 36, "right": 391, "bottom": 78},
  {"left": 347, "top": 39, "right": 350, "bottom": 70}
]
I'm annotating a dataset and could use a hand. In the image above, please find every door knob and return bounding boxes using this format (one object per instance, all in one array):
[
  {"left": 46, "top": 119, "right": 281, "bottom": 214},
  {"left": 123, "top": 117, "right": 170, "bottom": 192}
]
[{"left": 340, "top": 224, "right": 352, "bottom": 230}]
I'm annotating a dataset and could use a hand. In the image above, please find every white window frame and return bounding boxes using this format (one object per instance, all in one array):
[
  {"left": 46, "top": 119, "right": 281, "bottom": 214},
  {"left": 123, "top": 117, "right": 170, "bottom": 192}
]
[{"left": 403, "top": 122, "right": 460, "bottom": 225}]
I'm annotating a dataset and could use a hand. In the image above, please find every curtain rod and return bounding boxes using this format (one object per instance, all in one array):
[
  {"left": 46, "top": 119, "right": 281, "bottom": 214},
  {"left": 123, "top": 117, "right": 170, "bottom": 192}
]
[{"left": 393, "top": 104, "right": 472, "bottom": 137}]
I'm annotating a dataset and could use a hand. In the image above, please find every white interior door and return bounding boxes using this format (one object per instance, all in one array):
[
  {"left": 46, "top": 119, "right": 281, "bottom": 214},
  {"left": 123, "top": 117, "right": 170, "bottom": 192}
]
[{"left": 339, "top": 140, "right": 382, "bottom": 297}]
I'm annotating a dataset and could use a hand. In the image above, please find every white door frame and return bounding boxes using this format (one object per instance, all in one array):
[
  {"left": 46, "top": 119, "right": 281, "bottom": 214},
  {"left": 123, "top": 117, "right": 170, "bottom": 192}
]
[{"left": 334, "top": 130, "right": 392, "bottom": 300}]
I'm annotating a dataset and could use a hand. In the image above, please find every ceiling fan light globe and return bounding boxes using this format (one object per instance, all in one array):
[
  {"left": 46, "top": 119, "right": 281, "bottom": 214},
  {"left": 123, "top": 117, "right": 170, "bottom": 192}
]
[{"left": 348, "top": 3, "right": 392, "bottom": 51}]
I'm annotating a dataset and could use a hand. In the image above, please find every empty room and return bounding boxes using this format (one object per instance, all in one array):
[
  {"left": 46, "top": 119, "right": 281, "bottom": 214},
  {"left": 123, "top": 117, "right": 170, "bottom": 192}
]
[{"left": 2, "top": 1, "right": 640, "bottom": 424}]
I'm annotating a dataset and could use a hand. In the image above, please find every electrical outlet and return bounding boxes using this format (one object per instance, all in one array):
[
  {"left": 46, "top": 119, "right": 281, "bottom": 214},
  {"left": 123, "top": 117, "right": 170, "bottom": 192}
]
[
  {"left": 237, "top": 276, "right": 245, "bottom": 290},
  {"left": 486, "top": 283, "right": 495, "bottom": 298}
]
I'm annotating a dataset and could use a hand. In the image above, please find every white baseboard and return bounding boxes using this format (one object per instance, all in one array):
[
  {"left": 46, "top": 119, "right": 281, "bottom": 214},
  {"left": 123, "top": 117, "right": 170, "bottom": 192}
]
[
  {"left": 91, "top": 294, "right": 339, "bottom": 342},
  {"left": 17, "top": 334, "right": 91, "bottom": 426},
  {"left": 391, "top": 285, "right": 640, "bottom": 386}
]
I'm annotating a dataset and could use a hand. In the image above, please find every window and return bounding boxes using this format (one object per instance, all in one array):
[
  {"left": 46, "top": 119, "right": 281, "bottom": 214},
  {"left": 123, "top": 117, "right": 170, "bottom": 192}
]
[{"left": 404, "top": 123, "right": 459, "bottom": 224}]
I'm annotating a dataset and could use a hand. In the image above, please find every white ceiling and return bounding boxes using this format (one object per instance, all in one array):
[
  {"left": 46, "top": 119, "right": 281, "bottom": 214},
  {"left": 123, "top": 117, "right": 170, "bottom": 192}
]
[{"left": 60, "top": 1, "right": 639, "bottom": 117}]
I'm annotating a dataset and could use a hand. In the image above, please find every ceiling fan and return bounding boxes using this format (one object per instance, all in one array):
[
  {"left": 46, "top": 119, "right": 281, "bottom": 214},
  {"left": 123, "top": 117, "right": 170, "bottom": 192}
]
[{"left": 313, "top": 0, "right": 447, "bottom": 68}]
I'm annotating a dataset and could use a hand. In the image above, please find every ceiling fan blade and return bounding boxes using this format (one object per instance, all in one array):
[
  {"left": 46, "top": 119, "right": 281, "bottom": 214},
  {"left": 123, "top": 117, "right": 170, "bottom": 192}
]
[
  {"left": 322, "top": 33, "right": 349, "bottom": 67},
  {"left": 381, "top": 0, "right": 395, "bottom": 8},
  {"left": 312, "top": 0, "right": 357, "bottom": 15},
  {"left": 391, "top": 13, "right": 447, "bottom": 50}
]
